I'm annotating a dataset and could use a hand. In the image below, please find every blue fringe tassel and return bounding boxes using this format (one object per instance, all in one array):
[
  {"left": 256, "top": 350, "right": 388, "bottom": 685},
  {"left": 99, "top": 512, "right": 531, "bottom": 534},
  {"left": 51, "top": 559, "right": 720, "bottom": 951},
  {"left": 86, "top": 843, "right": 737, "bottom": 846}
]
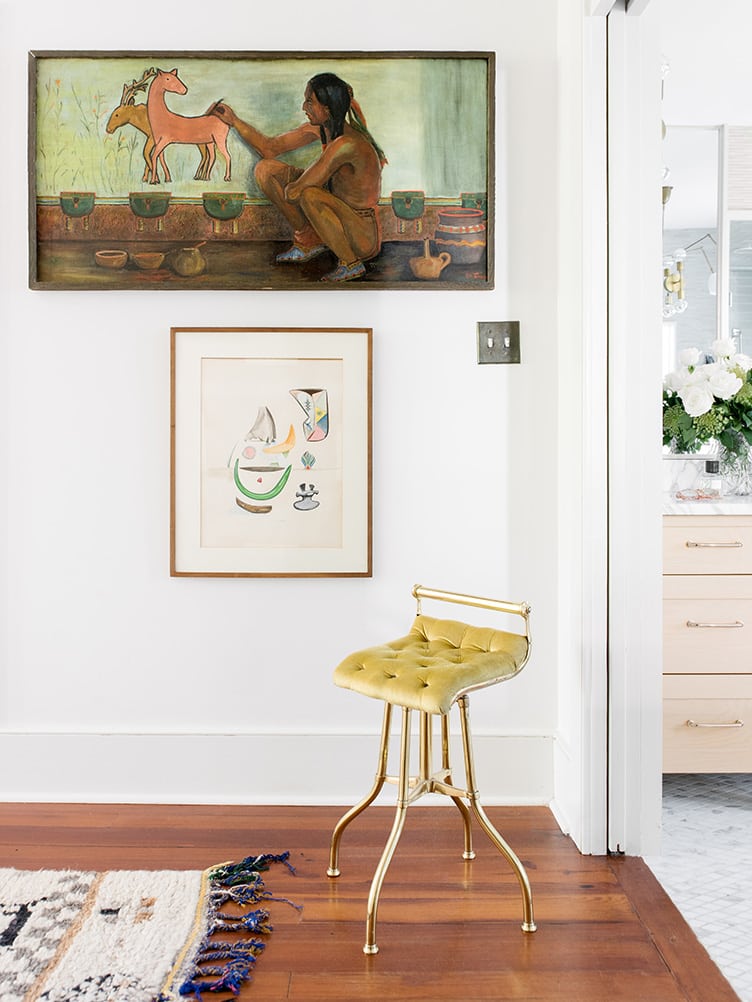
[
  {"left": 154, "top": 851, "right": 299, "bottom": 1001},
  {"left": 196, "top": 940, "right": 265, "bottom": 962},
  {"left": 213, "top": 908, "right": 274, "bottom": 934},
  {"left": 178, "top": 957, "right": 253, "bottom": 998},
  {"left": 209, "top": 852, "right": 296, "bottom": 886}
]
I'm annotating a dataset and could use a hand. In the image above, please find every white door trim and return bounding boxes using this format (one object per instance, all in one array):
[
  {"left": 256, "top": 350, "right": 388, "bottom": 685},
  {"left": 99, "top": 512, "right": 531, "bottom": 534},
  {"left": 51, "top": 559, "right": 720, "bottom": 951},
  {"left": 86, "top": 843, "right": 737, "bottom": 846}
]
[
  {"left": 578, "top": 9, "right": 610, "bottom": 857},
  {"left": 557, "top": 0, "right": 661, "bottom": 857},
  {"left": 605, "top": 0, "right": 664, "bottom": 856}
]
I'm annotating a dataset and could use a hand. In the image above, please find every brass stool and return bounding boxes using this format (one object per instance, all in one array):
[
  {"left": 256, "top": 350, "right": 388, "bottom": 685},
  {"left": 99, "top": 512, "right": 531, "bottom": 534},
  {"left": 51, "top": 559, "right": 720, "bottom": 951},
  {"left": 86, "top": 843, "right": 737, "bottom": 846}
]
[{"left": 327, "top": 584, "right": 536, "bottom": 954}]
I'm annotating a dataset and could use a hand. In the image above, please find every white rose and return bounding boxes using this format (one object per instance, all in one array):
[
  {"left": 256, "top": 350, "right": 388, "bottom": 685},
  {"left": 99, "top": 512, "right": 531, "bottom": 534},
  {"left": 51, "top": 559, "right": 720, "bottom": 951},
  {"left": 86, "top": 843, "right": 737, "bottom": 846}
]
[
  {"left": 664, "top": 367, "right": 690, "bottom": 392},
  {"left": 708, "top": 369, "right": 743, "bottom": 400},
  {"left": 679, "top": 382, "right": 715, "bottom": 417},
  {"left": 733, "top": 353, "right": 752, "bottom": 372},
  {"left": 712, "top": 338, "right": 736, "bottom": 359},
  {"left": 678, "top": 347, "right": 701, "bottom": 367},
  {"left": 690, "top": 362, "right": 718, "bottom": 380}
]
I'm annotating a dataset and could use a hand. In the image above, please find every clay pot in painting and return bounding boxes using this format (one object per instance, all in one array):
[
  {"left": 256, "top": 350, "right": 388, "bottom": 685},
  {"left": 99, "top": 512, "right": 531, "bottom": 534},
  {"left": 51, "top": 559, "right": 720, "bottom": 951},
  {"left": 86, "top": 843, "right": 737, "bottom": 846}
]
[
  {"left": 132, "top": 251, "right": 165, "bottom": 271},
  {"left": 170, "top": 244, "right": 206, "bottom": 277},
  {"left": 433, "top": 207, "right": 487, "bottom": 265},
  {"left": 94, "top": 249, "right": 128, "bottom": 269},
  {"left": 409, "top": 238, "right": 451, "bottom": 280}
]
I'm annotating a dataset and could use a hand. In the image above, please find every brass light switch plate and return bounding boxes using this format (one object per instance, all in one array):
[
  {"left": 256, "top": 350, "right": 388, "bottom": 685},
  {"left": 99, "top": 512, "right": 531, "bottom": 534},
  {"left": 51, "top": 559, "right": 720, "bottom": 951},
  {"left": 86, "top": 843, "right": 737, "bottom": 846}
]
[{"left": 477, "top": 321, "right": 521, "bottom": 364}]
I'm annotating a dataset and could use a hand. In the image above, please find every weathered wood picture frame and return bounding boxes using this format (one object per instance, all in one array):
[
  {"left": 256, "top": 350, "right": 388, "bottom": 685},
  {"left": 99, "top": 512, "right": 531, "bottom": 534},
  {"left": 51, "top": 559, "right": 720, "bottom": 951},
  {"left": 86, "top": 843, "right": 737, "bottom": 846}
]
[{"left": 29, "top": 50, "right": 494, "bottom": 291}]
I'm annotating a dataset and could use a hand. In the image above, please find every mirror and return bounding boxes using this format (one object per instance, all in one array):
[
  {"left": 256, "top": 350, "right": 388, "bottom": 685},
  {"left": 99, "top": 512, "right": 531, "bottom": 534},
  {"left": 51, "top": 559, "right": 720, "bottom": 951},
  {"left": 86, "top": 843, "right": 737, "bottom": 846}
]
[
  {"left": 729, "top": 218, "right": 752, "bottom": 354},
  {"left": 662, "top": 125, "right": 720, "bottom": 372}
]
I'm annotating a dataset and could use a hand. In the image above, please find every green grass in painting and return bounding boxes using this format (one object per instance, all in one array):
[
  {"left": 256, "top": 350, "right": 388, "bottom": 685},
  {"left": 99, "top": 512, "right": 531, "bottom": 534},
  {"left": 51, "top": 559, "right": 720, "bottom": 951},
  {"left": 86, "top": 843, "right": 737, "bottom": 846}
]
[{"left": 37, "top": 76, "right": 150, "bottom": 197}]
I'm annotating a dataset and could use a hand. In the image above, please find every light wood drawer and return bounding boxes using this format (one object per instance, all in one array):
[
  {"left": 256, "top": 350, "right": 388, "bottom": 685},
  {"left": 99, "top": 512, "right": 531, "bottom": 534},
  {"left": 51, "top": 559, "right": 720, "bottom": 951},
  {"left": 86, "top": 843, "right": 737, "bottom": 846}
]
[
  {"left": 663, "top": 595, "right": 752, "bottom": 673},
  {"left": 663, "top": 674, "right": 752, "bottom": 772},
  {"left": 664, "top": 521, "right": 752, "bottom": 575},
  {"left": 664, "top": 574, "right": 752, "bottom": 600}
]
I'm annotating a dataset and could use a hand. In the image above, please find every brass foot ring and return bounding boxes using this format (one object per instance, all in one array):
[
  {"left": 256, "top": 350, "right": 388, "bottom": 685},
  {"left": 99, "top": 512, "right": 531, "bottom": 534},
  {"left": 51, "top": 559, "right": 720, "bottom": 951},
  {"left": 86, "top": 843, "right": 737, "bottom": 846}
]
[
  {"left": 522, "top": 921, "right": 537, "bottom": 933},
  {"left": 363, "top": 943, "right": 379, "bottom": 955},
  {"left": 327, "top": 867, "right": 340, "bottom": 878}
]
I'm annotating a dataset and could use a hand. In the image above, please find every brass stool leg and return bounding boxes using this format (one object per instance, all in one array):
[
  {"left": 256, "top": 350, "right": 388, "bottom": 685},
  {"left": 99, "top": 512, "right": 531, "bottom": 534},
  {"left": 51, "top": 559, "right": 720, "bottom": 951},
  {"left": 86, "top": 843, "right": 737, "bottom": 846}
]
[
  {"left": 364, "top": 705, "right": 412, "bottom": 955},
  {"left": 419, "top": 711, "right": 432, "bottom": 781},
  {"left": 441, "top": 712, "right": 475, "bottom": 860},
  {"left": 328, "top": 702, "right": 392, "bottom": 878},
  {"left": 458, "top": 695, "right": 536, "bottom": 933}
]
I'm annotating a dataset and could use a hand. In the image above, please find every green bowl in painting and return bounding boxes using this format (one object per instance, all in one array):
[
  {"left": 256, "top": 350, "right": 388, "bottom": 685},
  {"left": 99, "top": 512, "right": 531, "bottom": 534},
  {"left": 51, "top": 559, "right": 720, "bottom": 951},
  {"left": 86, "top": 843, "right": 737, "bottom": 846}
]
[
  {"left": 128, "top": 192, "right": 172, "bottom": 218},
  {"left": 59, "top": 191, "right": 95, "bottom": 217},
  {"left": 461, "top": 191, "right": 488, "bottom": 216},
  {"left": 202, "top": 192, "right": 246, "bottom": 220},
  {"left": 390, "top": 190, "right": 425, "bottom": 220}
]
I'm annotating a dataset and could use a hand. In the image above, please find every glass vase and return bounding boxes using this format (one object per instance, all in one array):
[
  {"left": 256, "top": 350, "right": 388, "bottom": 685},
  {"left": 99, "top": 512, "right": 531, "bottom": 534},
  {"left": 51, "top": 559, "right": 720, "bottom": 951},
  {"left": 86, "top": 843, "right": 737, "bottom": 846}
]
[{"left": 718, "top": 436, "right": 752, "bottom": 495}]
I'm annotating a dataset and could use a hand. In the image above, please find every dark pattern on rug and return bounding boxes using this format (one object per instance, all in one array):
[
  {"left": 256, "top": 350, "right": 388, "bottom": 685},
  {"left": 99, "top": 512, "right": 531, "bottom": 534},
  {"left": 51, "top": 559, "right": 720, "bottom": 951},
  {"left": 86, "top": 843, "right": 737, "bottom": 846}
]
[{"left": 0, "top": 870, "right": 96, "bottom": 999}]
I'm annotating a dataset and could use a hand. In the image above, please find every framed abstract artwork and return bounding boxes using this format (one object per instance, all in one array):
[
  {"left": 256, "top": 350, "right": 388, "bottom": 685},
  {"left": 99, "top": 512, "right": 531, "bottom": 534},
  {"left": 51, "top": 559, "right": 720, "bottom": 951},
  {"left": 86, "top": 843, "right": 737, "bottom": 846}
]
[
  {"left": 29, "top": 51, "right": 494, "bottom": 290},
  {"left": 170, "top": 326, "right": 372, "bottom": 577}
]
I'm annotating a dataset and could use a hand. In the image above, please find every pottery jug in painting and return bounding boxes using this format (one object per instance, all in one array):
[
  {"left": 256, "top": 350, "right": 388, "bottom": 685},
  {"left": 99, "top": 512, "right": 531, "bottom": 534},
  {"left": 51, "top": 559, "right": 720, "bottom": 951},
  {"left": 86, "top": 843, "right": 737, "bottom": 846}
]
[
  {"left": 409, "top": 238, "right": 451, "bottom": 280},
  {"left": 171, "top": 245, "right": 206, "bottom": 277}
]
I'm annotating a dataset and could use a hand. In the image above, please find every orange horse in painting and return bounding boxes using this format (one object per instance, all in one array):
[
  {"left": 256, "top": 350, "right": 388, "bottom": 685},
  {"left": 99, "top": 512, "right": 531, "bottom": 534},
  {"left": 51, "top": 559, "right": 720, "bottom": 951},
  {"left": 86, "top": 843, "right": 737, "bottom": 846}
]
[
  {"left": 106, "top": 68, "right": 211, "bottom": 183},
  {"left": 146, "top": 68, "right": 231, "bottom": 185}
]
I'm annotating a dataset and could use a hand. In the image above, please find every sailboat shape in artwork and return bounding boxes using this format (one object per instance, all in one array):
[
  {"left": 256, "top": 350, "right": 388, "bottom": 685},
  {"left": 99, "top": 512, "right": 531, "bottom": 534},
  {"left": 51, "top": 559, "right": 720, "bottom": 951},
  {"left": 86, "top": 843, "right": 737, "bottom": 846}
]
[
  {"left": 290, "top": 388, "right": 328, "bottom": 442},
  {"left": 248, "top": 405, "right": 276, "bottom": 443}
]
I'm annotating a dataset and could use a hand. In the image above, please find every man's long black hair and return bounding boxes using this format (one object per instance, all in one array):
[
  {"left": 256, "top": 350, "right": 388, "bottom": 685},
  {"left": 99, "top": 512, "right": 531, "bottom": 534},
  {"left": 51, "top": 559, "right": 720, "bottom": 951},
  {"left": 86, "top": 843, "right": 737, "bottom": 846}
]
[
  {"left": 308, "top": 72, "right": 387, "bottom": 165},
  {"left": 308, "top": 73, "right": 350, "bottom": 141}
]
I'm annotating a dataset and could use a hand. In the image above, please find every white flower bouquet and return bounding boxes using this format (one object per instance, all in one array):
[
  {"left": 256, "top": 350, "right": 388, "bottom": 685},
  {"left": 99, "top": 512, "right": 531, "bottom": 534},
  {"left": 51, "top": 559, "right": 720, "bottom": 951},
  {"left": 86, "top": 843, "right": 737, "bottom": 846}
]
[{"left": 663, "top": 339, "right": 752, "bottom": 454}]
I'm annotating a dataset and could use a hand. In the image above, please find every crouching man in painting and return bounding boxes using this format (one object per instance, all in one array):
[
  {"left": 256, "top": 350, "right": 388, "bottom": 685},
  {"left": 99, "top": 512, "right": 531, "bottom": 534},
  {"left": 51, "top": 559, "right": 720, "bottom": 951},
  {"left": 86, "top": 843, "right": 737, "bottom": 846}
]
[{"left": 210, "top": 72, "right": 386, "bottom": 283}]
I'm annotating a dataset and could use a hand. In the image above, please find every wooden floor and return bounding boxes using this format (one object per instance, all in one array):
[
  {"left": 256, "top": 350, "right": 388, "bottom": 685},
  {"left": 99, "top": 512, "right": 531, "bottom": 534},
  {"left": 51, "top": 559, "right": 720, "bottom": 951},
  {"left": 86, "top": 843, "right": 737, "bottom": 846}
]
[{"left": 0, "top": 803, "right": 739, "bottom": 1002}]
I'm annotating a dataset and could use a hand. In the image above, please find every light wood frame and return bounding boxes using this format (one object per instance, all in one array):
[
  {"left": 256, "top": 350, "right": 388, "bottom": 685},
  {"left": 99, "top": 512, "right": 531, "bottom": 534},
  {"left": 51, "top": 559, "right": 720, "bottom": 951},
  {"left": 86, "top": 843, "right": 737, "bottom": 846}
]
[{"left": 170, "top": 326, "right": 372, "bottom": 577}]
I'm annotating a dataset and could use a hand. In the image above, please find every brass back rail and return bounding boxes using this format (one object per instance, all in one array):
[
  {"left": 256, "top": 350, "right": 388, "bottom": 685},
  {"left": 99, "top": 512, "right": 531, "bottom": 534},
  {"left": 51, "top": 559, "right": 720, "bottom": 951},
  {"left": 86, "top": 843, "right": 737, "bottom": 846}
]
[{"left": 412, "top": 584, "right": 531, "bottom": 644}]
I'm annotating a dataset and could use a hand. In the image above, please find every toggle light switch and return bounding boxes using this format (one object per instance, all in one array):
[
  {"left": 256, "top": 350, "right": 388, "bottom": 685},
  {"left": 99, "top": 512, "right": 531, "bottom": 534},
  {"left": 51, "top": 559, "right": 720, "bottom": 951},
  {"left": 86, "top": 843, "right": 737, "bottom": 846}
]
[{"left": 477, "top": 321, "right": 521, "bottom": 364}]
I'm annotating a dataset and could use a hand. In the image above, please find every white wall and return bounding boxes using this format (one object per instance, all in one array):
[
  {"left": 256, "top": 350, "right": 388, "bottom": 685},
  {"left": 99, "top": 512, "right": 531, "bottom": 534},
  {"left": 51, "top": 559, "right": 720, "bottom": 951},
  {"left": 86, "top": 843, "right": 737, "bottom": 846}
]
[
  {"left": 660, "top": 0, "right": 752, "bottom": 128},
  {"left": 0, "top": 0, "right": 583, "bottom": 809}
]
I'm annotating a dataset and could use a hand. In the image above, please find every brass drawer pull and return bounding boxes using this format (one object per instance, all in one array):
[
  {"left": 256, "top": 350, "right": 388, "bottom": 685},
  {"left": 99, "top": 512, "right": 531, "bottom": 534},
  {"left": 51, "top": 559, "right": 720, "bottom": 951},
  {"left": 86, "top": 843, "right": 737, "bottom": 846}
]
[
  {"left": 686, "top": 620, "right": 744, "bottom": 628},
  {"left": 685, "top": 540, "right": 743, "bottom": 548},
  {"left": 686, "top": 719, "right": 744, "bottom": 729}
]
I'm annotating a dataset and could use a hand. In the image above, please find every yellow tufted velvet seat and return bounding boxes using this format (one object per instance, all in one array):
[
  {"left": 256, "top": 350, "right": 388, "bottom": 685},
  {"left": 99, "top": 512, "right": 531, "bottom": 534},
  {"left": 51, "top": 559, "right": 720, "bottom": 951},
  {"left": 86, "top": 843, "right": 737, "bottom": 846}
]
[
  {"left": 327, "top": 585, "right": 536, "bottom": 956},
  {"left": 333, "top": 614, "right": 529, "bottom": 715}
]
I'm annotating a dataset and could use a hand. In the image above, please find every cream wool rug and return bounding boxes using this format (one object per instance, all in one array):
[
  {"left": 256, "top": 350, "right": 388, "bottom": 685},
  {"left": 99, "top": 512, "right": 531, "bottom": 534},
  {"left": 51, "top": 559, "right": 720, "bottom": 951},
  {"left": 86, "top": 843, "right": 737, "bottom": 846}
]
[{"left": 0, "top": 853, "right": 296, "bottom": 1001}]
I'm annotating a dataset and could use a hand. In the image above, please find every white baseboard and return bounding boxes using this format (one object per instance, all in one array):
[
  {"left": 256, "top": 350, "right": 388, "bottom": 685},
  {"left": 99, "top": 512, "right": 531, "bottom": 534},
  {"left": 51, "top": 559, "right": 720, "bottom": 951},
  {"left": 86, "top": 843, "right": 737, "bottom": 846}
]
[{"left": 0, "top": 731, "right": 553, "bottom": 806}]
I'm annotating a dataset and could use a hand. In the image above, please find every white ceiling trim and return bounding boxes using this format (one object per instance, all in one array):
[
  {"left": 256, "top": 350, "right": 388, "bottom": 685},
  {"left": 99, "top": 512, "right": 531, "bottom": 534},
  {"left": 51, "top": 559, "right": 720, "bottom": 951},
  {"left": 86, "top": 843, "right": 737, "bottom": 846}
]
[
  {"left": 587, "top": 0, "right": 653, "bottom": 16},
  {"left": 626, "top": 0, "right": 654, "bottom": 14},
  {"left": 589, "top": 0, "right": 617, "bottom": 14}
]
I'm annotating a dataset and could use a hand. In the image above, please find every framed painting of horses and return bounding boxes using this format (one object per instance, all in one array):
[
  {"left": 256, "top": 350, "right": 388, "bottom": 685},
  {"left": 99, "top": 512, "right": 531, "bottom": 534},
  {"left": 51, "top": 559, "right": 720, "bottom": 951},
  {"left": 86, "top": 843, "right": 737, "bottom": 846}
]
[{"left": 28, "top": 51, "right": 494, "bottom": 291}]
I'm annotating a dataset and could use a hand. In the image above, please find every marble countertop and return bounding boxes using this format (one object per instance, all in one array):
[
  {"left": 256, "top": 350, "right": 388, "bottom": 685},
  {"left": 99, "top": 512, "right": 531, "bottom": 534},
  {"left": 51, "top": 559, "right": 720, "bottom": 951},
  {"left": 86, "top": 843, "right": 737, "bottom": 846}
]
[{"left": 663, "top": 493, "right": 752, "bottom": 515}]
